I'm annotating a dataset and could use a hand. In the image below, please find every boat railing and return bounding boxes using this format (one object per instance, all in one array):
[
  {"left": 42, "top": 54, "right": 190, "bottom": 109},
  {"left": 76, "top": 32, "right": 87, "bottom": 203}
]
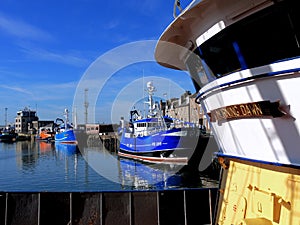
[{"left": 135, "top": 126, "right": 167, "bottom": 137}]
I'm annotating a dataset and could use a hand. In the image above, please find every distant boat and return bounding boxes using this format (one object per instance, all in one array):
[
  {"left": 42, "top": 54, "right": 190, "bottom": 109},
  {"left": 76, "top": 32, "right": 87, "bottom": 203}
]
[
  {"left": 37, "top": 127, "right": 55, "bottom": 142},
  {"left": 54, "top": 109, "right": 77, "bottom": 144},
  {"left": 118, "top": 81, "right": 205, "bottom": 164},
  {"left": 0, "top": 128, "right": 17, "bottom": 143}
]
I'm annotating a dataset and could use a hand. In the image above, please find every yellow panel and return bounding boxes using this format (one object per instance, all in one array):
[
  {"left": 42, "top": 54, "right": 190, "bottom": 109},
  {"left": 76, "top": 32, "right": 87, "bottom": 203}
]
[{"left": 216, "top": 159, "right": 300, "bottom": 225}]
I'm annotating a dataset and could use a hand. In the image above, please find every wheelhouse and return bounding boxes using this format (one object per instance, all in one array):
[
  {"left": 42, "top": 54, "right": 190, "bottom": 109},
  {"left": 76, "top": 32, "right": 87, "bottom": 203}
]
[
  {"left": 133, "top": 117, "right": 173, "bottom": 136},
  {"left": 185, "top": 0, "right": 300, "bottom": 89}
]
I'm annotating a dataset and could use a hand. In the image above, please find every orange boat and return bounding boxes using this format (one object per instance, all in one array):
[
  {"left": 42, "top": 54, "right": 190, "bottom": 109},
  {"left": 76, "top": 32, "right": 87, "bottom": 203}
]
[{"left": 38, "top": 129, "right": 54, "bottom": 142}]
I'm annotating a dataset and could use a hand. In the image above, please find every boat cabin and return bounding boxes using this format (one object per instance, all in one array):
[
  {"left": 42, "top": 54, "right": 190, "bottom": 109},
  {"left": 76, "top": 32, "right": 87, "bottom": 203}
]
[{"left": 132, "top": 117, "right": 173, "bottom": 137}]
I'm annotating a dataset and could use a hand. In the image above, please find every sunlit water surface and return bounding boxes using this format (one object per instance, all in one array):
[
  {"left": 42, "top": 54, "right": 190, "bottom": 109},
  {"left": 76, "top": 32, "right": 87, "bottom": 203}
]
[{"left": 0, "top": 141, "right": 218, "bottom": 192}]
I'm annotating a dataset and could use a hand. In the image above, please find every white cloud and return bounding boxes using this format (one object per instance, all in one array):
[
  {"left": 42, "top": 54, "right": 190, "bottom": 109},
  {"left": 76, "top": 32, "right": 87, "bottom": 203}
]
[
  {"left": 0, "top": 84, "right": 33, "bottom": 95},
  {"left": 105, "top": 20, "right": 119, "bottom": 29},
  {"left": 18, "top": 45, "right": 90, "bottom": 67},
  {"left": 0, "top": 12, "right": 53, "bottom": 41}
]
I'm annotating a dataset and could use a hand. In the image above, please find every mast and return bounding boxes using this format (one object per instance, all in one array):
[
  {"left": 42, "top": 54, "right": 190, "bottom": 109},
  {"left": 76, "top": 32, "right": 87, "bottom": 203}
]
[
  {"left": 64, "top": 108, "right": 69, "bottom": 130},
  {"left": 146, "top": 81, "right": 156, "bottom": 116},
  {"left": 84, "top": 88, "right": 89, "bottom": 124}
]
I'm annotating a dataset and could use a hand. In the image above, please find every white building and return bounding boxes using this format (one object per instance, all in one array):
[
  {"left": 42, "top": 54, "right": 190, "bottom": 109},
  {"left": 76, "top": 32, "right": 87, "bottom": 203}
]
[{"left": 15, "top": 107, "right": 39, "bottom": 133}]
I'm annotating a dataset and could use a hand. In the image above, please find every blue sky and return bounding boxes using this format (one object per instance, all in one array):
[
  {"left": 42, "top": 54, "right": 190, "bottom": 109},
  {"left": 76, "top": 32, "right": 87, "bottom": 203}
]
[{"left": 0, "top": 0, "right": 194, "bottom": 125}]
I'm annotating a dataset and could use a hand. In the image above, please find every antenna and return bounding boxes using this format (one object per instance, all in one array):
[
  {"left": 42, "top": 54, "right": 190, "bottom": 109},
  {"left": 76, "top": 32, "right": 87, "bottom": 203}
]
[{"left": 84, "top": 88, "right": 89, "bottom": 124}]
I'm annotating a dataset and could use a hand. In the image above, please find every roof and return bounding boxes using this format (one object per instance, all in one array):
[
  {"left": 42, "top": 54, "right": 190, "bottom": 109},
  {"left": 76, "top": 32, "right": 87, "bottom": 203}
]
[{"left": 155, "top": 0, "right": 273, "bottom": 70}]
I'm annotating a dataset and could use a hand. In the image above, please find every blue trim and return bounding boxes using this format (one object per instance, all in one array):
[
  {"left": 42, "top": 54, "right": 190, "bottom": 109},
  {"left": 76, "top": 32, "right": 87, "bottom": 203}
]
[
  {"left": 233, "top": 41, "right": 247, "bottom": 69},
  {"left": 134, "top": 117, "right": 173, "bottom": 123},
  {"left": 196, "top": 67, "right": 300, "bottom": 103},
  {"left": 55, "top": 129, "right": 76, "bottom": 142},
  {"left": 216, "top": 152, "right": 300, "bottom": 169}
]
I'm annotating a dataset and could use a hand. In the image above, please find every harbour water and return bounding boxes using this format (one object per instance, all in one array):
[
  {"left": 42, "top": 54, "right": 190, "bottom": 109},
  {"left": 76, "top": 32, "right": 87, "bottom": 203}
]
[{"left": 0, "top": 140, "right": 219, "bottom": 192}]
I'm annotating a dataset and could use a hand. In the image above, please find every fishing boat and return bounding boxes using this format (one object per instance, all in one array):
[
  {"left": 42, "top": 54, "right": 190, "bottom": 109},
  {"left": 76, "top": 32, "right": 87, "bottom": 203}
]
[
  {"left": 155, "top": 0, "right": 300, "bottom": 224},
  {"left": 0, "top": 128, "right": 17, "bottom": 143},
  {"left": 37, "top": 128, "right": 55, "bottom": 142},
  {"left": 54, "top": 109, "right": 77, "bottom": 144},
  {"left": 118, "top": 81, "right": 205, "bottom": 165}
]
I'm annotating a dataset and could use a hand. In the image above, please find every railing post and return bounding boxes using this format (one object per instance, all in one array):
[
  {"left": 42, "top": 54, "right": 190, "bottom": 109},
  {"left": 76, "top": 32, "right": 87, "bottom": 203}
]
[
  {"left": 157, "top": 192, "right": 160, "bottom": 225},
  {"left": 129, "top": 192, "right": 132, "bottom": 225},
  {"left": 69, "top": 192, "right": 72, "bottom": 225},
  {"left": 209, "top": 189, "right": 213, "bottom": 225},
  {"left": 5, "top": 193, "right": 8, "bottom": 225},
  {"left": 183, "top": 190, "right": 187, "bottom": 225},
  {"left": 38, "top": 193, "right": 40, "bottom": 225},
  {"left": 100, "top": 193, "right": 103, "bottom": 225}
]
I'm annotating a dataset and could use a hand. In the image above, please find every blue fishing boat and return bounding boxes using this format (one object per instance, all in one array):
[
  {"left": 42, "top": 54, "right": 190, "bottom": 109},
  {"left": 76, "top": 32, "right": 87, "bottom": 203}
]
[
  {"left": 118, "top": 81, "right": 202, "bottom": 164},
  {"left": 54, "top": 109, "right": 77, "bottom": 144}
]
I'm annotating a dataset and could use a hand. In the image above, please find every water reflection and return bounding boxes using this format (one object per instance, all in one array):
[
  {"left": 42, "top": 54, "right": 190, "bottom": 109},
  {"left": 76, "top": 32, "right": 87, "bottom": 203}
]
[
  {"left": 55, "top": 143, "right": 79, "bottom": 155},
  {"left": 15, "top": 141, "right": 39, "bottom": 170},
  {"left": 80, "top": 146, "right": 203, "bottom": 190},
  {"left": 39, "top": 141, "right": 55, "bottom": 153},
  {"left": 118, "top": 157, "right": 202, "bottom": 189},
  {"left": 0, "top": 140, "right": 217, "bottom": 191}
]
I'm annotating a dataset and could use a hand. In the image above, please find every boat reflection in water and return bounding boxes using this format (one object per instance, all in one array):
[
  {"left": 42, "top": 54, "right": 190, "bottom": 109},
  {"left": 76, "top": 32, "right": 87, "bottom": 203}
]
[
  {"left": 76, "top": 141, "right": 213, "bottom": 190},
  {"left": 118, "top": 156, "right": 202, "bottom": 190},
  {"left": 38, "top": 141, "right": 55, "bottom": 154},
  {"left": 55, "top": 143, "right": 79, "bottom": 156}
]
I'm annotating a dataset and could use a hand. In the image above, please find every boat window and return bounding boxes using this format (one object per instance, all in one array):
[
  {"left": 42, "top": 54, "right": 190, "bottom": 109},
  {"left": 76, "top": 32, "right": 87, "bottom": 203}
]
[
  {"left": 191, "top": 0, "right": 300, "bottom": 80},
  {"left": 185, "top": 49, "right": 217, "bottom": 89}
]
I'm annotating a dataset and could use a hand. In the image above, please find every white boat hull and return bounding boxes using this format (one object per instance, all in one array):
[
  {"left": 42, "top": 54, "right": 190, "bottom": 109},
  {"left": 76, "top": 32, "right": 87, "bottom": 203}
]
[{"left": 200, "top": 61, "right": 300, "bottom": 166}]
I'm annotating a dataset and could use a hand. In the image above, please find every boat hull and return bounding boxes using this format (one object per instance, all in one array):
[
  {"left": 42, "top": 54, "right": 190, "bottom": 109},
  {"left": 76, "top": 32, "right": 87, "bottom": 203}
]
[
  {"left": 118, "top": 151, "right": 188, "bottom": 164},
  {"left": 120, "top": 128, "right": 183, "bottom": 152},
  {"left": 55, "top": 130, "right": 77, "bottom": 144},
  {"left": 0, "top": 133, "right": 17, "bottom": 142},
  {"left": 199, "top": 64, "right": 300, "bottom": 167},
  {"left": 119, "top": 127, "right": 213, "bottom": 165}
]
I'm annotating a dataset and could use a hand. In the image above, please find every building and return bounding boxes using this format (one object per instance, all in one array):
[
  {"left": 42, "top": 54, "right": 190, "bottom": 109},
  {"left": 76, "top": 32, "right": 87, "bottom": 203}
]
[
  {"left": 165, "top": 91, "right": 210, "bottom": 132},
  {"left": 189, "top": 93, "right": 209, "bottom": 130},
  {"left": 15, "top": 107, "right": 39, "bottom": 133},
  {"left": 32, "top": 120, "right": 55, "bottom": 133},
  {"left": 76, "top": 124, "right": 100, "bottom": 135}
]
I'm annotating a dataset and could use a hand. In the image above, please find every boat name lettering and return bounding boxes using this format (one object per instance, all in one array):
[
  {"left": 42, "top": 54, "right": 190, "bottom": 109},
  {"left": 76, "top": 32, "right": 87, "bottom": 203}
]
[
  {"left": 152, "top": 142, "right": 162, "bottom": 146},
  {"left": 208, "top": 100, "right": 285, "bottom": 124}
]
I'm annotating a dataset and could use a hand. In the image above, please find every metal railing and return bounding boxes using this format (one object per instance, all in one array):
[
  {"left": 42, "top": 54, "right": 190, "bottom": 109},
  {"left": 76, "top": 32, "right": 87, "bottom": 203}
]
[{"left": 1, "top": 188, "right": 218, "bottom": 225}]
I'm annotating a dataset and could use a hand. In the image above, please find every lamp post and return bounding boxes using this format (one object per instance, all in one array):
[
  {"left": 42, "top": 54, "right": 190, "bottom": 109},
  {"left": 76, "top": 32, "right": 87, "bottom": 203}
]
[{"left": 5, "top": 107, "right": 7, "bottom": 128}]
